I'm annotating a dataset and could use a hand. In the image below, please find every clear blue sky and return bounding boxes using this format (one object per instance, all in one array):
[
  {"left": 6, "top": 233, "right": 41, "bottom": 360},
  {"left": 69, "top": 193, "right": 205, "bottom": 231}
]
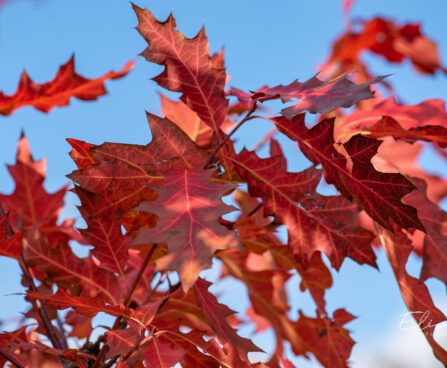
[{"left": 0, "top": 0, "right": 446, "bottom": 366}]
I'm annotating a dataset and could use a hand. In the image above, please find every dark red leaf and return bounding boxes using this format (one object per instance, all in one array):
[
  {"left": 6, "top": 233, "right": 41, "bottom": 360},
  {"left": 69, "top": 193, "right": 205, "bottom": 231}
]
[
  {"left": 133, "top": 4, "right": 228, "bottom": 137},
  {"left": 194, "top": 278, "right": 262, "bottom": 359},
  {"left": 231, "top": 73, "right": 385, "bottom": 118},
  {"left": 272, "top": 115, "right": 424, "bottom": 231}
]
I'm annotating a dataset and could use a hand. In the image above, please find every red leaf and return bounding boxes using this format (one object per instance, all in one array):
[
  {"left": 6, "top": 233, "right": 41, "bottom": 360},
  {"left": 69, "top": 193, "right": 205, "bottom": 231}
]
[
  {"left": 336, "top": 97, "right": 447, "bottom": 143},
  {"left": 293, "top": 309, "right": 355, "bottom": 368},
  {"left": 77, "top": 194, "right": 130, "bottom": 276},
  {"left": 140, "top": 339, "right": 186, "bottom": 368},
  {"left": 105, "top": 327, "right": 140, "bottom": 360},
  {"left": 0, "top": 134, "right": 67, "bottom": 229},
  {"left": 194, "top": 278, "right": 262, "bottom": 359},
  {"left": 0, "top": 56, "right": 134, "bottom": 115},
  {"left": 373, "top": 140, "right": 447, "bottom": 204},
  {"left": 22, "top": 227, "right": 120, "bottom": 304},
  {"left": 232, "top": 73, "right": 385, "bottom": 118},
  {"left": 65, "top": 311, "right": 92, "bottom": 339},
  {"left": 133, "top": 169, "right": 241, "bottom": 291},
  {"left": 68, "top": 113, "right": 213, "bottom": 218},
  {"left": 297, "top": 252, "right": 333, "bottom": 313},
  {"left": 222, "top": 149, "right": 376, "bottom": 269},
  {"left": 28, "top": 289, "right": 132, "bottom": 319},
  {"left": 324, "top": 18, "right": 447, "bottom": 76},
  {"left": 133, "top": 4, "right": 228, "bottom": 136},
  {"left": 403, "top": 180, "right": 447, "bottom": 286},
  {"left": 0, "top": 214, "right": 21, "bottom": 259},
  {"left": 66, "top": 138, "right": 98, "bottom": 170},
  {"left": 379, "top": 226, "right": 447, "bottom": 364},
  {"left": 159, "top": 93, "right": 235, "bottom": 147},
  {"left": 365, "top": 116, "right": 447, "bottom": 147},
  {"left": 219, "top": 250, "right": 298, "bottom": 357},
  {"left": 272, "top": 115, "right": 424, "bottom": 231}
]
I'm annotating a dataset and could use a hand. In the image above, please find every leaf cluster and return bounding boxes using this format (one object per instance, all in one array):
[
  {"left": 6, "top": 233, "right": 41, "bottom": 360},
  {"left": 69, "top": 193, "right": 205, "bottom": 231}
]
[{"left": 0, "top": 1, "right": 447, "bottom": 367}]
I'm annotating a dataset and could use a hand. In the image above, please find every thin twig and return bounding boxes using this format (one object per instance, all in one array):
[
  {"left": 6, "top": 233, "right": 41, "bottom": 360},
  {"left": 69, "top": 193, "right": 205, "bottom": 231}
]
[
  {"left": 203, "top": 101, "right": 258, "bottom": 169},
  {"left": 56, "top": 314, "right": 69, "bottom": 349},
  {"left": 247, "top": 202, "right": 263, "bottom": 217},
  {"left": 91, "top": 244, "right": 156, "bottom": 368},
  {"left": 143, "top": 273, "right": 166, "bottom": 304},
  {"left": 0, "top": 349, "right": 25, "bottom": 368},
  {"left": 19, "top": 254, "right": 64, "bottom": 350},
  {"left": 0, "top": 203, "right": 14, "bottom": 237}
]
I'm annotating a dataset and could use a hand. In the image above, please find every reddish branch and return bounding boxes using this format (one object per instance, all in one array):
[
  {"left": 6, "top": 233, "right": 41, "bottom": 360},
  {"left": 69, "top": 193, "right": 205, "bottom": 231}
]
[
  {"left": 203, "top": 101, "right": 257, "bottom": 169},
  {"left": 91, "top": 244, "right": 156, "bottom": 368},
  {"left": 0, "top": 349, "right": 24, "bottom": 368}
]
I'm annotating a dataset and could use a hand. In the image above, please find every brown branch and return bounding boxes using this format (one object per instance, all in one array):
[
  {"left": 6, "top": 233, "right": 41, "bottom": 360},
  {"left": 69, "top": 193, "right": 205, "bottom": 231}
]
[
  {"left": 0, "top": 202, "right": 14, "bottom": 237},
  {"left": 56, "top": 314, "right": 69, "bottom": 349},
  {"left": 247, "top": 202, "right": 263, "bottom": 217},
  {"left": 91, "top": 244, "right": 156, "bottom": 368},
  {"left": 0, "top": 349, "right": 25, "bottom": 368},
  {"left": 203, "top": 101, "right": 257, "bottom": 169},
  {"left": 143, "top": 273, "right": 166, "bottom": 305},
  {"left": 19, "top": 254, "right": 64, "bottom": 350}
]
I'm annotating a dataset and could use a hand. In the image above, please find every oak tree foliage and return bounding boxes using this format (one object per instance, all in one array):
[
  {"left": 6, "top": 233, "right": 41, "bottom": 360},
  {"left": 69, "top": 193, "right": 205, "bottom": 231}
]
[{"left": 0, "top": 0, "right": 446, "bottom": 367}]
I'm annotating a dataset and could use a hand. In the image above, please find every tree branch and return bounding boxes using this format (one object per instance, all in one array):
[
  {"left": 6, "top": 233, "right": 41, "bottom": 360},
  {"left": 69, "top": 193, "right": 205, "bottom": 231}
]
[
  {"left": 0, "top": 349, "right": 25, "bottom": 368},
  {"left": 203, "top": 101, "right": 257, "bottom": 169},
  {"left": 91, "top": 244, "right": 156, "bottom": 368}
]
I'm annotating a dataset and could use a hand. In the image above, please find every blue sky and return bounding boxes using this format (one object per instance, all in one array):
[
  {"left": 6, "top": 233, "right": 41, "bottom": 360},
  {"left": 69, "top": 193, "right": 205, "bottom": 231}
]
[{"left": 0, "top": 0, "right": 446, "bottom": 366}]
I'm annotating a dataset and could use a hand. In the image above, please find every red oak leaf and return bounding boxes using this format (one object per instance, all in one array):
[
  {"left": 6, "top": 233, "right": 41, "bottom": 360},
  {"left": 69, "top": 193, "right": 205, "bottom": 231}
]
[
  {"left": 68, "top": 113, "right": 214, "bottom": 218},
  {"left": 160, "top": 93, "right": 235, "bottom": 147},
  {"left": 293, "top": 309, "right": 355, "bottom": 368},
  {"left": 373, "top": 140, "right": 447, "bottom": 204},
  {"left": 66, "top": 138, "right": 98, "bottom": 170},
  {"left": 194, "top": 278, "right": 262, "bottom": 359},
  {"left": 0, "top": 56, "right": 134, "bottom": 115},
  {"left": 379, "top": 226, "right": 447, "bottom": 364},
  {"left": 234, "top": 190, "right": 333, "bottom": 312},
  {"left": 272, "top": 114, "right": 424, "bottom": 231},
  {"left": 153, "top": 287, "right": 212, "bottom": 333},
  {"left": 22, "top": 227, "right": 120, "bottom": 304},
  {"left": 231, "top": 73, "right": 385, "bottom": 118},
  {"left": 140, "top": 339, "right": 186, "bottom": 368},
  {"left": 366, "top": 116, "right": 447, "bottom": 147},
  {"left": 403, "top": 180, "right": 447, "bottom": 287},
  {"left": 0, "top": 134, "right": 67, "bottom": 229},
  {"left": 105, "top": 327, "right": 139, "bottom": 360},
  {"left": 336, "top": 97, "right": 447, "bottom": 143},
  {"left": 0, "top": 214, "right": 21, "bottom": 259},
  {"left": 65, "top": 311, "right": 92, "bottom": 339},
  {"left": 77, "top": 192, "right": 130, "bottom": 276},
  {"left": 133, "top": 4, "right": 228, "bottom": 136},
  {"left": 28, "top": 289, "right": 133, "bottom": 319},
  {"left": 148, "top": 324, "right": 227, "bottom": 368},
  {"left": 297, "top": 252, "right": 333, "bottom": 314},
  {"left": 133, "top": 169, "right": 241, "bottom": 291},
  {"left": 323, "top": 18, "right": 446, "bottom": 77},
  {"left": 233, "top": 191, "right": 333, "bottom": 312},
  {"left": 219, "top": 250, "right": 297, "bottom": 357},
  {"left": 222, "top": 149, "right": 376, "bottom": 269}
]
